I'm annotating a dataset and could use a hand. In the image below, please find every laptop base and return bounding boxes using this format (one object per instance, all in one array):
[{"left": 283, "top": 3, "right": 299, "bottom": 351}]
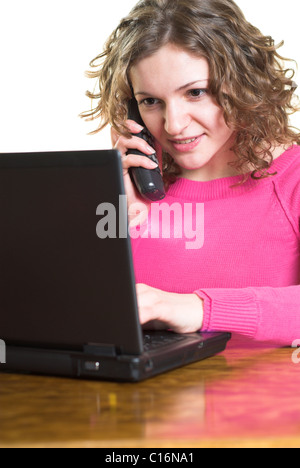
[{"left": 1, "top": 332, "right": 230, "bottom": 382}]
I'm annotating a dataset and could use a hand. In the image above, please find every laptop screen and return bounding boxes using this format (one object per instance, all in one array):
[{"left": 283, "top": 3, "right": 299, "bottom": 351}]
[{"left": 0, "top": 150, "right": 144, "bottom": 355}]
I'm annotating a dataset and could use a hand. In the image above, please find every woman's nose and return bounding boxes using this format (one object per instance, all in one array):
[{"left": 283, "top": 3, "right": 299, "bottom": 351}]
[{"left": 163, "top": 102, "right": 190, "bottom": 136}]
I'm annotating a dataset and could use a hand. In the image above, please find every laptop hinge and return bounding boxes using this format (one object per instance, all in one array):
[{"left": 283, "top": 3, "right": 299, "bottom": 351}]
[{"left": 83, "top": 343, "right": 118, "bottom": 357}]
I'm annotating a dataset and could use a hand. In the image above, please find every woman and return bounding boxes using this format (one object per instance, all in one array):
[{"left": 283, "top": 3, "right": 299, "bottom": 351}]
[{"left": 82, "top": 0, "right": 300, "bottom": 345}]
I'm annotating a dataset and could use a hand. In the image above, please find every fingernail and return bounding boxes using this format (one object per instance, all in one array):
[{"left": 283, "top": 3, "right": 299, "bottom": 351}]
[
  {"left": 145, "top": 144, "right": 155, "bottom": 154},
  {"left": 149, "top": 160, "right": 158, "bottom": 168},
  {"left": 132, "top": 122, "right": 144, "bottom": 131}
]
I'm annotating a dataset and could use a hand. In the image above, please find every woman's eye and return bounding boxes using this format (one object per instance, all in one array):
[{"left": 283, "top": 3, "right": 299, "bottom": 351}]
[
  {"left": 188, "top": 88, "right": 207, "bottom": 98},
  {"left": 140, "top": 97, "right": 159, "bottom": 107}
]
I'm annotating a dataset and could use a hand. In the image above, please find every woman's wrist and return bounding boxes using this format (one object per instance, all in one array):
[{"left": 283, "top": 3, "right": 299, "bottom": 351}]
[
  {"left": 166, "top": 292, "right": 204, "bottom": 334},
  {"left": 185, "top": 294, "right": 204, "bottom": 331}
]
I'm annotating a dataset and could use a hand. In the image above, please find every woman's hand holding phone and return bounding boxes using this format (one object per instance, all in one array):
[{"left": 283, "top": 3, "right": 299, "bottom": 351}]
[{"left": 111, "top": 119, "right": 158, "bottom": 226}]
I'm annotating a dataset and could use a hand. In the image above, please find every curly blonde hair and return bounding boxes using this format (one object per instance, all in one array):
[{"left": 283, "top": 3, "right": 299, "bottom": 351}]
[{"left": 81, "top": 0, "right": 300, "bottom": 186}]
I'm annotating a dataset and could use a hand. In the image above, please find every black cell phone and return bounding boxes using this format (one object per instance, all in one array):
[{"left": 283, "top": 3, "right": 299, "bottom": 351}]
[{"left": 127, "top": 99, "right": 165, "bottom": 201}]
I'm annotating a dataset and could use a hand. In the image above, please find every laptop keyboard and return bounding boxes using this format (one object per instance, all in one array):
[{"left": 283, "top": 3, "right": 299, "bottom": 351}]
[{"left": 143, "top": 332, "right": 186, "bottom": 352}]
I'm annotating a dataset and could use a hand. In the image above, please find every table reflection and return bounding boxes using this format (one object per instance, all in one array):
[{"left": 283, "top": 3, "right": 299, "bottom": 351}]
[{"left": 0, "top": 335, "right": 299, "bottom": 447}]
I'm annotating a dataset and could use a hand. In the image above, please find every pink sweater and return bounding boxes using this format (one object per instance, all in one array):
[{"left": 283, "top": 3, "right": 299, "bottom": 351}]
[{"left": 130, "top": 145, "right": 300, "bottom": 345}]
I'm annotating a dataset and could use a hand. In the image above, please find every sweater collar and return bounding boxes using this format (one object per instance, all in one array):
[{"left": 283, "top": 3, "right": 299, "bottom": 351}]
[{"left": 166, "top": 145, "right": 299, "bottom": 201}]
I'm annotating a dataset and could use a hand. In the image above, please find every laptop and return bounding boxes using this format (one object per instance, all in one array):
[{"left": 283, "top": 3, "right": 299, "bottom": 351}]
[{"left": 0, "top": 150, "right": 230, "bottom": 382}]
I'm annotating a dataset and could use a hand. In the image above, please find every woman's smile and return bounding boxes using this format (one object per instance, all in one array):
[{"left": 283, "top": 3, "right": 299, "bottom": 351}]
[{"left": 169, "top": 134, "right": 205, "bottom": 152}]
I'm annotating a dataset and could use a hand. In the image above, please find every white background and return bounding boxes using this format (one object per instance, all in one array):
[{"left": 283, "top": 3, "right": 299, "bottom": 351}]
[{"left": 0, "top": 0, "right": 299, "bottom": 152}]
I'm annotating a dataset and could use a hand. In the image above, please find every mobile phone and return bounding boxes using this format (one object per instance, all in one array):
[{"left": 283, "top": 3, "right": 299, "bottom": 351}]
[{"left": 127, "top": 98, "right": 165, "bottom": 201}]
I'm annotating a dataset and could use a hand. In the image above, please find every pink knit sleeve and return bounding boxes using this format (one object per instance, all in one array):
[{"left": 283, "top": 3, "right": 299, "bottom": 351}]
[
  {"left": 195, "top": 286, "right": 300, "bottom": 345},
  {"left": 195, "top": 153, "right": 300, "bottom": 346}
]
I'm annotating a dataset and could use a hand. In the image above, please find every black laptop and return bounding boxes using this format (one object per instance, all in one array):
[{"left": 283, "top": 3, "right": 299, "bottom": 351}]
[{"left": 0, "top": 150, "right": 230, "bottom": 382}]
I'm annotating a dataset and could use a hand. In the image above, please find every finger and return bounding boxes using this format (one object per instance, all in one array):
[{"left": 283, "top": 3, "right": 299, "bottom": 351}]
[
  {"left": 122, "top": 154, "right": 158, "bottom": 171},
  {"left": 121, "top": 135, "right": 155, "bottom": 154},
  {"left": 111, "top": 121, "right": 143, "bottom": 147},
  {"left": 126, "top": 120, "right": 144, "bottom": 133},
  {"left": 142, "top": 320, "right": 167, "bottom": 331}
]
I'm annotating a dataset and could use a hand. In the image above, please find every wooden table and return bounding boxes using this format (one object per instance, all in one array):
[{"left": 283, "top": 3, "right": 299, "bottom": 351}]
[{"left": 1, "top": 334, "right": 300, "bottom": 448}]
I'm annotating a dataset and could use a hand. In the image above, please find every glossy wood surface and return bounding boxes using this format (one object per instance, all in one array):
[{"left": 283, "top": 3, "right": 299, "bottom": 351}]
[{"left": 1, "top": 335, "right": 300, "bottom": 448}]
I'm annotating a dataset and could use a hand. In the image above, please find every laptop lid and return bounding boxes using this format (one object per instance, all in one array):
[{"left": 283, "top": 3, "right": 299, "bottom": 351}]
[{"left": 0, "top": 150, "right": 144, "bottom": 356}]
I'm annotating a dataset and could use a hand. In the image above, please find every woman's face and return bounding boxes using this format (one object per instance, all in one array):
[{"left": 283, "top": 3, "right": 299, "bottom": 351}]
[{"left": 130, "top": 43, "right": 237, "bottom": 181}]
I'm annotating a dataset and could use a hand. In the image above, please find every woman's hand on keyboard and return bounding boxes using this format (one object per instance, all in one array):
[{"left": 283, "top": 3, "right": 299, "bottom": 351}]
[{"left": 136, "top": 283, "right": 204, "bottom": 334}]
